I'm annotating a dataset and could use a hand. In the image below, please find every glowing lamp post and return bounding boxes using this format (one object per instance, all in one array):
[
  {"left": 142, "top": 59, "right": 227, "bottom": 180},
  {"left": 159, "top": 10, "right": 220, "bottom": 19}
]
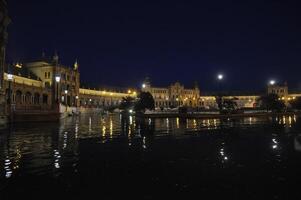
[
  {"left": 75, "top": 95, "right": 79, "bottom": 107},
  {"left": 269, "top": 80, "right": 276, "bottom": 86},
  {"left": 217, "top": 73, "right": 224, "bottom": 93},
  {"left": 64, "top": 90, "right": 68, "bottom": 106},
  {"left": 7, "top": 74, "right": 13, "bottom": 105},
  {"left": 55, "top": 75, "right": 61, "bottom": 103},
  {"left": 217, "top": 73, "right": 224, "bottom": 111}
]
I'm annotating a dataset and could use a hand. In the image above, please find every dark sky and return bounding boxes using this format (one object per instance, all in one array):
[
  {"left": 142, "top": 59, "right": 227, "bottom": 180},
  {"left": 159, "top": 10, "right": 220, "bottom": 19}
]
[{"left": 6, "top": 0, "right": 301, "bottom": 92}]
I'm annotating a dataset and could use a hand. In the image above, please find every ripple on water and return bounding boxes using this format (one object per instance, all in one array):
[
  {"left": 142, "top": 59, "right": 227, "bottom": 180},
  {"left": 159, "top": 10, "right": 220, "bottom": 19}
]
[{"left": 0, "top": 114, "right": 301, "bottom": 199}]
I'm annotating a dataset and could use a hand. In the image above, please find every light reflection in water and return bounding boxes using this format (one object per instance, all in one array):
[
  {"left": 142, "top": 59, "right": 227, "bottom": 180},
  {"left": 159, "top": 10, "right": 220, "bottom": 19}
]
[
  {"left": 1, "top": 114, "right": 300, "bottom": 180},
  {"left": 272, "top": 138, "right": 278, "bottom": 150},
  {"left": 102, "top": 125, "right": 106, "bottom": 137},
  {"left": 193, "top": 119, "right": 197, "bottom": 130},
  {"left": 89, "top": 117, "right": 92, "bottom": 133},
  {"left": 75, "top": 121, "right": 79, "bottom": 139},
  {"left": 220, "top": 143, "right": 229, "bottom": 163},
  {"left": 129, "top": 116, "right": 133, "bottom": 125},
  {"left": 142, "top": 136, "right": 147, "bottom": 149},
  {"left": 54, "top": 149, "right": 61, "bottom": 169},
  {"left": 63, "top": 132, "right": 68, "bottom": 149},
  {"left": 110, "top": 117, "right": 113, "bottom": 137},
  {"left": 4, "top": 157, "right": 12, "bottom": 178}
]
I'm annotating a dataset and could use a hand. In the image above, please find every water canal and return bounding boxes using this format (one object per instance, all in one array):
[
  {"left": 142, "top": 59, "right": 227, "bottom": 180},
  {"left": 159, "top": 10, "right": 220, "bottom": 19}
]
[{"left": 1, "top": 114, "right": 301, "bottom": 199}]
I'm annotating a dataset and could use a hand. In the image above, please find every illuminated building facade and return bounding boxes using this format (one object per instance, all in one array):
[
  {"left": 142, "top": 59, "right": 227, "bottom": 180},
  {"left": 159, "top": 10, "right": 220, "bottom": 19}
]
[
  {"left": 141, "top": 77, "right": 201, "bottom": 108},
  {"left": 25, "top": 55, "right": 80, "bottom": 107},
  {"left": 1, "top": 55, "right": 136, "bottom": 112}
]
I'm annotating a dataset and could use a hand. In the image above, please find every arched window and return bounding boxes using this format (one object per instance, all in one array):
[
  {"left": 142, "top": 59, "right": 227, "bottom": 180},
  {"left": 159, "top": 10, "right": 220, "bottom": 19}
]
[
  {"left": 34, "top": 93, "right": 40, "bottom": 104},
  {"left": 42, "top": 94, "right": 48, "bottom": 104},
  {"left": 25, "top": 92, "right": 32, "bottom": 104}
]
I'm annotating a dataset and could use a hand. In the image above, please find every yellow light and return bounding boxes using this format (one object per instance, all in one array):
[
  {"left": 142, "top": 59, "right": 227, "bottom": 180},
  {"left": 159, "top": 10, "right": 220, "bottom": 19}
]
[
  {"left": 110, "top": 93, "right": 113, "bottom": 96},
  {"left": 15, "top": 63, "right": 22, "bottom": 68},
  {"left": 128, "top": 90, "right": 131, "bottom": 94},
  {"left": 281, "top": 97, "right": 285, "bottom": 100},
  {"left": 176, "top": 98, "right": 179, "bottom": 101},
  {"left": 133, "top": 91, "right": 137, "bottom": 95},
  {"left": 293, "top": 97, "right": 296, "bottom": 100}
]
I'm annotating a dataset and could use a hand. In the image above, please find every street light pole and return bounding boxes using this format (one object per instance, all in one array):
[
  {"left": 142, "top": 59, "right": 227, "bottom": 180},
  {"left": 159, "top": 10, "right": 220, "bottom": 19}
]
[
  {"left": 7, "top": 74, "right": 13, "bottom": 105},
  {"left": 7, "top": 74, "right": 13, "bottom": 120},
  {"left": 75, "top": 95, "right": 79, "bottom": 105},
  {"left": 64, "top": 90, "right": 68, "bottom": 106},
  {"left": 217, "top": 74, "right": 223, "bottom": 93},
  {"left": 269, "top": 80, "right": 276, "bottom": 86},
  {"left": 55, "top": 75, "right": 61, "bottom": 104},
  {"left": 217, "top": 74, "right": 224, "bottom": 111}
]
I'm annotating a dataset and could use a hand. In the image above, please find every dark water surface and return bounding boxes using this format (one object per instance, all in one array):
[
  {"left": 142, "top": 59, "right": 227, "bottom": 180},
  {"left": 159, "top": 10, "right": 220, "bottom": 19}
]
[{"left": 1, "top": 114, "right": 301, "bottom": 199}]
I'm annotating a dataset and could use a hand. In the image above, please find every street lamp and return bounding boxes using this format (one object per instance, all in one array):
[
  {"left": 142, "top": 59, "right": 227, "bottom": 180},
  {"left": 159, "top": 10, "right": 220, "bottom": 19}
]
[
  {"left": 217, "top": 73, "right": 224, "bottom": 92},
  {"left": 55, "top": 75, "right": 61, "bottom": 103},
  {"left": 142, "top": 84, "right": 146, "bottom": 89},
  {"left": 7, "top": 74, "right": 13, "bottom": 81},
  {"left": 64, "top": 90, "right": 68, "bottom": 106},
  {"left": 269, "top": 80, "right": 276, "bottom": 85},
  {"left": 55, "top": 76, "right": 61, "bottom": 83},
  {"left": 75, "top": 95, "right": 79, "bottom": 107},
  {"left": 7, "top": 74, "right": 13, "bottom": 105},
  {"left": 217, "top": 74, "right": 224, "bottom": 111}
]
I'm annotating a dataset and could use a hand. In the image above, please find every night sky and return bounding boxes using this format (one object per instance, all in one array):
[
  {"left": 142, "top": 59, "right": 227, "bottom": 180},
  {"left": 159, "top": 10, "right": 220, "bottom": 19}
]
[{"left": 6, "top": 0, "right": 301, "bottom": 92}]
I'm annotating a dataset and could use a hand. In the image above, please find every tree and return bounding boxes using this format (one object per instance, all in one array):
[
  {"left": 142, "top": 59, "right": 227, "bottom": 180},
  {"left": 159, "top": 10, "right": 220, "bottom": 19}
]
[
  {"left": 135, "top": 92, "right": 155, "bottom": 112},
  {"left": 215, "top": 95, "right": 223, "bottom": 111},
  {"left": 258, "top": 94, "right": 285, "bottom": 112},
  {"left": 290, "top": 97, "right": 301, "bottom": 110},
  {"left": 223, "top": 98, "right": 238, "bottom": 113},
  {"left": 215, "top": 96, "right": 238, "bottom": 114},
  {"left": 119, "top": 96, "right": 135, "bottom": 111}
]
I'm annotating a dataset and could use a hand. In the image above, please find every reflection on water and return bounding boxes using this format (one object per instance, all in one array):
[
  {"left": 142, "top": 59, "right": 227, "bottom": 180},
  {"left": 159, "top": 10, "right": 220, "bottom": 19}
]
[{"left": 1, "top": 114, "right": 301, "bottom": 198}]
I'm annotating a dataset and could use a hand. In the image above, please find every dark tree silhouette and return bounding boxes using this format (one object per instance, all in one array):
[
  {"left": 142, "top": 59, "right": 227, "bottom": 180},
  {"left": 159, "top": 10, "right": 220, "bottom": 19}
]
[
  {"left": 135, "top": 92, "right": 155, "bottom": 112},
  {"left": 258, "top": 94, "right": 285, "bottom": 112},
  {"left": 215, "top": 96, "right": 238, "bottom": 114},
  {"left": 119, "top": 96, "right": 135, "bottom": 110}
]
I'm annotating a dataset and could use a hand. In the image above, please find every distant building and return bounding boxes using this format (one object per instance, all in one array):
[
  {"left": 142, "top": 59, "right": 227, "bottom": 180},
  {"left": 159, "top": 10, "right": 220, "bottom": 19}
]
[
  {"left": 141, "top": 77, "right": 201, "bottom": 108},
  {"left": 267, "top": 82, "right": 301, "bottom": 105},
  {"left": 267, "top": 82, "right": 288, "bottom": 98}
]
